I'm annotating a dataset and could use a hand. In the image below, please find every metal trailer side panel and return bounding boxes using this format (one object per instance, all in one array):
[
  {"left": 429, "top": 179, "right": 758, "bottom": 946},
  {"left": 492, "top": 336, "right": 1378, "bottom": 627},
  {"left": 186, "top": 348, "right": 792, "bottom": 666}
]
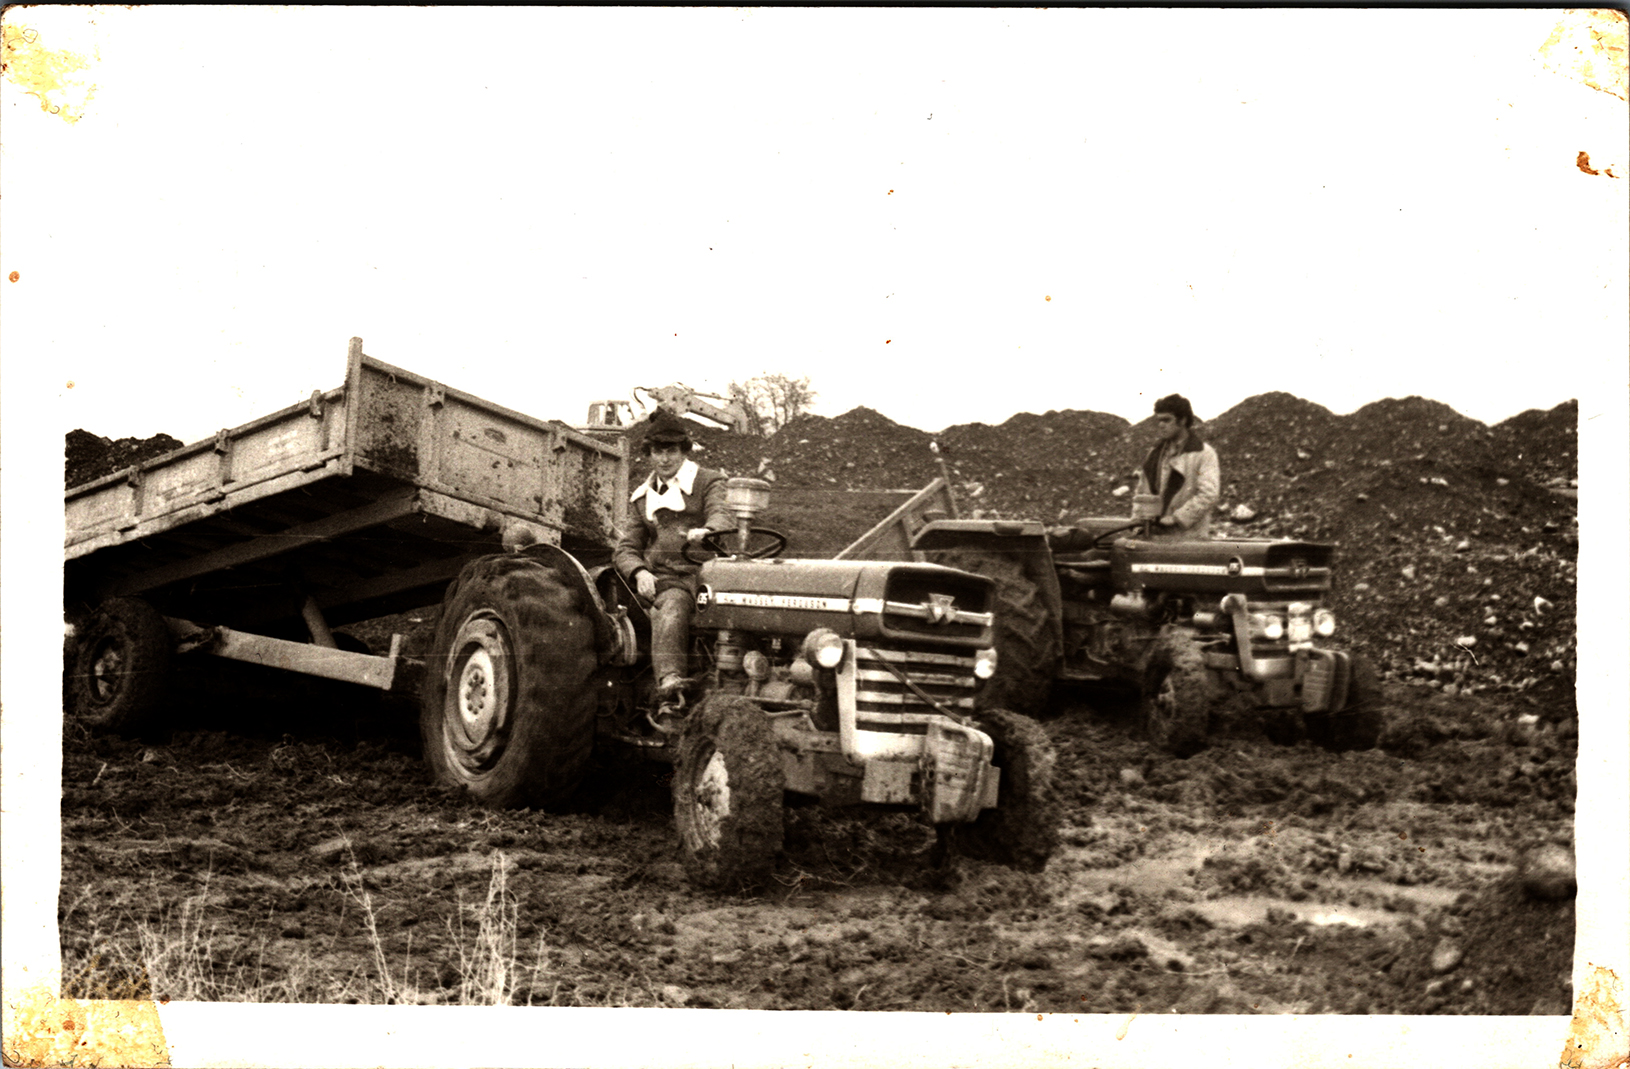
[
  {"left": 65, "top": 386, "right": 350, "bottom": 558},
  {"left": 345, "top": 351, "right": 627, "bottom": 549},
  {"left": 65, "top": 340, "right": 629, "bottom": 562}
]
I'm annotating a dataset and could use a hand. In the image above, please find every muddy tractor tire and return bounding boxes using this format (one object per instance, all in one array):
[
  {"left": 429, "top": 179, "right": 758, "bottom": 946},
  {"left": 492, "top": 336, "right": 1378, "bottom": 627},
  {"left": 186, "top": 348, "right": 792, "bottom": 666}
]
[
  {"left": 420, "top": 555, "right": 599, "bottom": 809},
  {"left": 947, "top": 707, "right": 1061, "bottom": 873},
  {"left": 672, "top": 695, "right": 786, "bottom": 892},
  {"left": 68, "top": 597, "right": 174, "bottom": 735},
  {"left": 1142, "top": 630, "right": 1213, "bottom": 757},
  {"left": 1307, "top": 654, "right": 1384, "bottom": 752},
  {"left": 929, "top": 550, "right": 1059, "bottom": 715}
]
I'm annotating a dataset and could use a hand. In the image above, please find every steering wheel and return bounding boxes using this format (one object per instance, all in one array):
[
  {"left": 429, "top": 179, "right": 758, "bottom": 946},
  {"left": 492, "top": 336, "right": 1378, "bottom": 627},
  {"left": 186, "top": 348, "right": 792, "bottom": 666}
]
[
  {"left": 683, "top": 527, "right": 789, "bottom": 564},
  {"left": 1093, "top": 520, "right": 1154, "bottom": 548}
]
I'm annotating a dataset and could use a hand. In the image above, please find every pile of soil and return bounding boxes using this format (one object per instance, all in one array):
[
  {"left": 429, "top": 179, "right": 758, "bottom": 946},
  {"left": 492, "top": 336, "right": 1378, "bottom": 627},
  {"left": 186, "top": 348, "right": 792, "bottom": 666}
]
[
  {"left": 686, "top": 394, "right": 1578, "bottom": 708},
  {"left": 65, "top": 430, "right": 185, "bottom": 490}
]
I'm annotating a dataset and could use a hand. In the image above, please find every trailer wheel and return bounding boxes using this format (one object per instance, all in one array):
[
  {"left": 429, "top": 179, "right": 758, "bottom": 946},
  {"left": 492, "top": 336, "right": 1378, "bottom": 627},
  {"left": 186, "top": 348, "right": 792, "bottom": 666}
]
[
  {"left": 929, "top": 550, "right": 1059, "bottom": 715},
  {"left": 673, "top": 695, "right": 784, "bottom": 892},
  {"left": 1308, "top": 654, "right": 1384, "bottom": 752},
  {"left": 947, "top": 708, "right": 1060, "bottom": 873},
  {"left": 420, "top": 555, "right": 598, "bottom": 808},
  {"left": 69, "top": 597, "right": 173, "bottom": 735},
  {"left": 1142, "top": 631, "right": 1212, "bottom": 757}
]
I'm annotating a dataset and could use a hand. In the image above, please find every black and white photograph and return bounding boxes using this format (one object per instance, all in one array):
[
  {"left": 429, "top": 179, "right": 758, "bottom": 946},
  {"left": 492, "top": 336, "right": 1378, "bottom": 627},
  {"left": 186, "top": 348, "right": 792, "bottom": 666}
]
[{"left": 3, "top": 7, "right": 1626, "bottom": 1068}]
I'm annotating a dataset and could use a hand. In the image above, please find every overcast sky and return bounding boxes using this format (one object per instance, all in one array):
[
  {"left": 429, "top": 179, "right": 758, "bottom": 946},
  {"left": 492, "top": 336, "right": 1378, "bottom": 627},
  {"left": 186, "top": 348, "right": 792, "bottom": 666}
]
[{"left": 2, "top": 7, "right": 1624, "bottom": 446}]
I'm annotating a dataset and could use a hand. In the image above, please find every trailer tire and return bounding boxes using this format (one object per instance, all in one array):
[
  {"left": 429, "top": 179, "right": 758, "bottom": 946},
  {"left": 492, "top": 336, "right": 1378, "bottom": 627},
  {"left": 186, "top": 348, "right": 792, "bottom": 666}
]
[
  {"left": 948, "top": 708, "right": 1060, "bottom": 873},
  {"left": 929, "top": 550, "right": 1059, "bottom": 715},
  {"left": 1142, "top": 630, "right": 1212, "bottom": 757},
  {"left": 69, "top": 597, "right": 173, "bottom": 735},
  {"left": 673, "top": 695, "right": 784, "bottom": 892},
  {"left": 1308, "top": 654, "right": 1384, "bottom": 752},
  {"left": 420, "top": 555, "right": 598, "bottom": 809}
]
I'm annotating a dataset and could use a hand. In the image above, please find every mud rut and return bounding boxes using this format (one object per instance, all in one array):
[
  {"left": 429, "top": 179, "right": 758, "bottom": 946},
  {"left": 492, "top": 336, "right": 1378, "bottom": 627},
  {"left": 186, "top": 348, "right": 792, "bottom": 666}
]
[{"left": 60, "top": 679, "right": 1574, "bottom": 1014}]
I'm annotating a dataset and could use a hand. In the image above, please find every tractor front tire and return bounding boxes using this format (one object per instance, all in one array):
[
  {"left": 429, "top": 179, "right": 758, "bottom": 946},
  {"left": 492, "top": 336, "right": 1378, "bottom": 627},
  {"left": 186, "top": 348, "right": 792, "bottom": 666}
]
[
  {"left": 930, "top": 550, "right": 1059, "bottom": 716},
  {"left": 1142, "top": 630, "right": 1213, "bottom": 757},
  {"left": 69, "top": 597, "right": 173, "bottom": 735},
  {"left": 1309, "top": 654, "right": 1384, "bottom": 752},
  {"left": 420, "top": 555, "right": 599, "bottom": 808},
  {"left": 948, "top": 708, "right": 1061, "bottom": 873},
  {"left": 672, "top": 696, "right": 785, "bottom": 892}
]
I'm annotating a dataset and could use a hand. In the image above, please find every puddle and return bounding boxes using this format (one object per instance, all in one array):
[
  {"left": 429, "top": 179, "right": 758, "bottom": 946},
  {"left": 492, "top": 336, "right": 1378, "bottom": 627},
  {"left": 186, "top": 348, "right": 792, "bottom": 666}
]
[{"left": 1055, "top": 844, "right": 1468, "bottom": 930}]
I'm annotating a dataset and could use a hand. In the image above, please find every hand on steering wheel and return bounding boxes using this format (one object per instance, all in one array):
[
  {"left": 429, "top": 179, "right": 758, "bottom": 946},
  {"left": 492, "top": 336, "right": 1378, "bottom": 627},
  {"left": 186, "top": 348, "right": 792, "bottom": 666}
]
[{"left": 683, "top": 527, "right": 789, "bottom": 564}]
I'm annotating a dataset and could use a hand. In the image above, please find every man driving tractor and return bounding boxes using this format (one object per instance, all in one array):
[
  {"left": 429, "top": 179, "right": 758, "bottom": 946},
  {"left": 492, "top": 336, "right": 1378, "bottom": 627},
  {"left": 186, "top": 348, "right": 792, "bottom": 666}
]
[
  {"left": 612, "top": 409, "right": 732, "bottom": 698},
  {"left": 1136, "top": 393, "right": 1220, "bottom": 540}
]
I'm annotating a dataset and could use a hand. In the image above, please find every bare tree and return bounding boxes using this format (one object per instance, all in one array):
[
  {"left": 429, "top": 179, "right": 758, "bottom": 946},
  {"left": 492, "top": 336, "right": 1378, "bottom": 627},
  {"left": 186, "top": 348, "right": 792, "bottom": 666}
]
[{"left": 727, "top": 373, "right": 817, "bottom": 436}]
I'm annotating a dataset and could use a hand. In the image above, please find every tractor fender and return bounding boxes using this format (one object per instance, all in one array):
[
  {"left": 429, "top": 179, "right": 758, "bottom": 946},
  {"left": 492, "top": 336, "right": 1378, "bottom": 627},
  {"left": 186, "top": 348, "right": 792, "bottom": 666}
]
[
  {"left": 518, "top": 544, "right": 630, "bottom": 663},
  {"left": 908, "top": 520, "right": 1065, "bottom": 650}
]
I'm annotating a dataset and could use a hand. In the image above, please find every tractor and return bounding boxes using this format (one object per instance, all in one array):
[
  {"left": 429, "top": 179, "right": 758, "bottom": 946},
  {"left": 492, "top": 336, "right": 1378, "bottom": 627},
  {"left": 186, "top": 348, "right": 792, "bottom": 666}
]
[
  {"left": 419, "top": 476, "right": 1060, "bottom": 889},
  {"left": 844, "top": 482, "right": 1384, "bottom": 756}
]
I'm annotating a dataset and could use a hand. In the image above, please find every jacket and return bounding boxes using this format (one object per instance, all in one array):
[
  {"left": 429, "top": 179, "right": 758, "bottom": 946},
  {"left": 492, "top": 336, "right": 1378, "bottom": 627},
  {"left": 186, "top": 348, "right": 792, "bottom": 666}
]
[
  {"left": 1135, "top": 429, "right": 1220, "bottom": 539},
  {"left": 613, "top": 458, "right": 733, "bottom": 583}
]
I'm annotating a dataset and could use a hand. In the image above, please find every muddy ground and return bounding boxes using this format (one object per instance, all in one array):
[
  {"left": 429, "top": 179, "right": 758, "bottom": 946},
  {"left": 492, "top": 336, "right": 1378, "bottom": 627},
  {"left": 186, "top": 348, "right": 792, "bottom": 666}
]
[{"left": 59, "top": 673, "right": 1575, "bottom": 1014}]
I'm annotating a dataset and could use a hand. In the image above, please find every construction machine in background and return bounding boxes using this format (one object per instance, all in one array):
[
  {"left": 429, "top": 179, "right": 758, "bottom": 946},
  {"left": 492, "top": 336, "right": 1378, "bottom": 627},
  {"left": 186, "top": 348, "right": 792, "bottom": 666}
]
[{"left": 583, "top": 384, "right": 754, "bottom": 436}]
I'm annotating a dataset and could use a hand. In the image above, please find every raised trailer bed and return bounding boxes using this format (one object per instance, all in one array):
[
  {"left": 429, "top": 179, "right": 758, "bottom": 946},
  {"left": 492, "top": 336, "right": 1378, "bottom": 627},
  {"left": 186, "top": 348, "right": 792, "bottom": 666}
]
[{"left": 64, "top": 338, "right": 628, "bottom": 731}]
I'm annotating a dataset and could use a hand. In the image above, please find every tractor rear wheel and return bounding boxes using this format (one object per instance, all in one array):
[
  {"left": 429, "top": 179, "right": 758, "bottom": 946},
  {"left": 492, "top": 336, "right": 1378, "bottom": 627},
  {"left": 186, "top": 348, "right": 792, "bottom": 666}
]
[
  {"left": 929, "top": 550, "right": 1059, "bottom": 715},
  {"left": 1142, "top": 630, "right": 1213, "bottom": 757},
  {"left": 1308, "top": 654, "right": 1384, "bottom": 752},
  {"left": 420, "top": 555, "right": 599, "bottom": 808},
  {"left": 947, "top": 708, "right": 1060, "bottom": 873},
  {"left": 672, "top": 695, "right": 785, "bottom": 891},
  {"left": 69, "top": 597, "right": 173, "bottom": 735}
]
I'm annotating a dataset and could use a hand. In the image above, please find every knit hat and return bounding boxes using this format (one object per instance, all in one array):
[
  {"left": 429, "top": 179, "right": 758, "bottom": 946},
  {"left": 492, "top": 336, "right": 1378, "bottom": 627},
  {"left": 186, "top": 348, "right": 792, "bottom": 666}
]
[
  {"left": 1153, "top": 393, "right": 1196, "bottom": 424},
  {"left": 642, "top": 408, "right": 692, "bottom": 449}
]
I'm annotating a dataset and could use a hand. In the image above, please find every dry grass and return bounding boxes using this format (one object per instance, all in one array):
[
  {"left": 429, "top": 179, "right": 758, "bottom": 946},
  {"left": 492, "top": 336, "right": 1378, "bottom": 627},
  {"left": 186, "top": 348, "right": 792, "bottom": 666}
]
[
  {"left": 62, "top": 845, "right": 555, "bottom": 1005},
  {"left": 446, "top": 851, "right": 551, "bottom": 1005}
]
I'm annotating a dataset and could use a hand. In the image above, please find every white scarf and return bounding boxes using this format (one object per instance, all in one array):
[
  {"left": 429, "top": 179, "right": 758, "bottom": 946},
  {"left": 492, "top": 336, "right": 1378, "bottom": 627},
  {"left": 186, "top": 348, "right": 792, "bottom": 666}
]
[{"left": 632, "top": 458, "right": 700, "bottom": 521}]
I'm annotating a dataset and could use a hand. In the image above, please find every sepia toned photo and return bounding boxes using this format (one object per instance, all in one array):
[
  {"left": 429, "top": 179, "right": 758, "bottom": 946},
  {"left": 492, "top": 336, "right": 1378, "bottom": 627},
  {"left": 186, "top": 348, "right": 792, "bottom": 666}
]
[{"left": 4, "top": 7, "right": 1626, "bottom": 1068}]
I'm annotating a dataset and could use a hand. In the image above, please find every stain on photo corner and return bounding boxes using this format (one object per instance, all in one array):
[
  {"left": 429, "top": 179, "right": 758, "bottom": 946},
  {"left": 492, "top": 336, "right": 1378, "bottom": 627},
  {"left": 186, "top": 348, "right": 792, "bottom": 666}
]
[
  {"left": 2, "top": 983, "right": 171, "bottom": 1067},
  {"left": 1, "top": 18, "right": 100, "bottom": 124}
]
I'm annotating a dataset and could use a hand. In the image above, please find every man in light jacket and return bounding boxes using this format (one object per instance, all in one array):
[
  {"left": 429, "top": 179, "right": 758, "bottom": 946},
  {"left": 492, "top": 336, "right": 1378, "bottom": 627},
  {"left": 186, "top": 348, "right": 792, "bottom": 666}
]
[
  {"left": 613, "top": 409, "right": 732, "bottom": 697},
  {"left": 1135, "top": 393, "right": 1220, "bottom": 540}
]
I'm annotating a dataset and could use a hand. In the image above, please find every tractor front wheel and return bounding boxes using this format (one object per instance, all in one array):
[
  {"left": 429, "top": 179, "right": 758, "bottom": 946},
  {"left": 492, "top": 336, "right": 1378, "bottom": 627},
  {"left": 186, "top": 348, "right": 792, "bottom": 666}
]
[
  {"left": 672, "top": 696, "right": 785, "bottom": 891},
  {"left": 1142, "top": 630, "right": 1213, "bottom": 757},
  {"left": 1308, "top": 654, "right": 1384, "bottom": 752},
  {"left": 419, "top": 555, "right": 599, "bottom": 808},
  {"left": 946, "top": 708, "right": 1060, "bottom": 873}
]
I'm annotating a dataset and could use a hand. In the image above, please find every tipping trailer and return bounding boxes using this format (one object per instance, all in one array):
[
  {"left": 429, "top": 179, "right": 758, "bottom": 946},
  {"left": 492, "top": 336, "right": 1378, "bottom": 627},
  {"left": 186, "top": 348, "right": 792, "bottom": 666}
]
[{"left": 64, "top": 338, "right": 627, "bottom": 733}]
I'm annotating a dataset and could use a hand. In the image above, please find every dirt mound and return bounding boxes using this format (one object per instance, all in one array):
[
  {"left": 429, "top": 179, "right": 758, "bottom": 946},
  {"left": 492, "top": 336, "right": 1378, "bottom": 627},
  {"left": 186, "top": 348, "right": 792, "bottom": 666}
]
[
  {"left": 625, "top": 390, "right": 1579, "bottom": 709},
  {"left": 66, "top": 430, "right": 186, "bottom": 490}
]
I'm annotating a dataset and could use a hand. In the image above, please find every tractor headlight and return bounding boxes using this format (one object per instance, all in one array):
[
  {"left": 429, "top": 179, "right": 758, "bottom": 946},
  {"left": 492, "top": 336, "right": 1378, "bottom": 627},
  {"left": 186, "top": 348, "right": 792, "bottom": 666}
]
[
  {"left": 802, "top": 628, "right": 846, "bottom": 670},
  {"left": 1251, "top": 613, "right": 1285, "bottom": 641},
  {"left": 1286, "top": 602, "right": 1314, "bottom": 644},
  {"left": 1313, "top": 608, "right": 1336, "bottom": 637},
  {"left": 974, "top": 647, "right": 999, "bottom": 680}
]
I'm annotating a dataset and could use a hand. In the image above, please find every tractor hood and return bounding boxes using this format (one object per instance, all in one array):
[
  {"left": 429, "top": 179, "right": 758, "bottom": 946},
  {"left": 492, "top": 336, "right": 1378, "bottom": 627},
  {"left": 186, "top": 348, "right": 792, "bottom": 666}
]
[
  {"left": 1113, "top": 538, "right": 1335, "bottom": 598},
  {"left": 694, "top": 558, "right": 994, "bottom": 648}
]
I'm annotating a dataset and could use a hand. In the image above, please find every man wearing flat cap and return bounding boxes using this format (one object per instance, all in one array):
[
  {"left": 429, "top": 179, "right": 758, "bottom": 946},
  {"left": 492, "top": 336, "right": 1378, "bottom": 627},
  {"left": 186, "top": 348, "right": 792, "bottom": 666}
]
[
  {"left": 1135, "top": 393, "right": 1220, "bottom": 540},
  {"left": 613, "top": 409, "right": 732, "bottom": 697}
]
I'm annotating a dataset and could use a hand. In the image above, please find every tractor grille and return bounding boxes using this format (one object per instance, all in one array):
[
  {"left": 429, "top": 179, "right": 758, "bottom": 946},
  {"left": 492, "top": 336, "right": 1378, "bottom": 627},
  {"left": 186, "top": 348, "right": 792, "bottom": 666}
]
[{"left": 852, "top": 645, "right": 977, "bottom": 729}]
